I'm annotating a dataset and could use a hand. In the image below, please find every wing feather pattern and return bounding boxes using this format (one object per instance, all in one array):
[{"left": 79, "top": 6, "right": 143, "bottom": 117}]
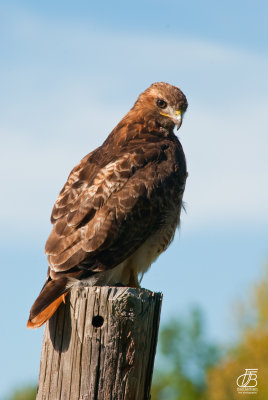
[{"left": 45, "top": 140, "right": 183, "bottom": 274}]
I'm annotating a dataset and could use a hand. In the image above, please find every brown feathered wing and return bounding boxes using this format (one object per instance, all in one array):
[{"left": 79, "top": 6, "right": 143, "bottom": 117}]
[{"left": 27, "top": 136, "right": 186, "bottom": 328}]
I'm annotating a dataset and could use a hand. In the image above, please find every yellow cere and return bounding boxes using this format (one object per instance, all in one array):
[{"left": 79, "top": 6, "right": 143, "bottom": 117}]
[{"left": 160, "top": 110, "right": 183, "bottom": 118}]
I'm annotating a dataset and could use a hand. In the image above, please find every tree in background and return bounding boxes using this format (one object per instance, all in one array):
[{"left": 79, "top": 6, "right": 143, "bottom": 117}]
[
  {"left": 205, "top": 267, "right": 268, "bottom": 400},
  {"left": 8, "top": 386, "right": 36, "bottom": 400},
  {"left": 152, "top": 267, "right": 268, "bottom": 400},
  {"left": 151, "top": 307, "right": 220, "bottom": 400}
]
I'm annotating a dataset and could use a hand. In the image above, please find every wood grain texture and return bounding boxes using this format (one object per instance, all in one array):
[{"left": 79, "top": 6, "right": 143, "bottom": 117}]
[{"left": 37, "top": 286, "right": 162, "bottom": 400}]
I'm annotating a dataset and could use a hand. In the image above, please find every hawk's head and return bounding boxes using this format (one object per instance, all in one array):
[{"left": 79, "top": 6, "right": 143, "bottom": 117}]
[{"left": 134, "top": 82, "right": 188, "bottom": 131}]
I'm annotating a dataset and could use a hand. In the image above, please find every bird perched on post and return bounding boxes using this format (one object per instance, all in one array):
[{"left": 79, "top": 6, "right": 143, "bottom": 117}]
[{"left": 27, "top": 82, "right": 188, "bottom": 328}]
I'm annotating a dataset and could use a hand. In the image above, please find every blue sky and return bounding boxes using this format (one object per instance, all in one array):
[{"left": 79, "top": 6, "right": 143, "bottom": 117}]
[{"left": 0, "top": 1, "right": 268, "bottom": 397}]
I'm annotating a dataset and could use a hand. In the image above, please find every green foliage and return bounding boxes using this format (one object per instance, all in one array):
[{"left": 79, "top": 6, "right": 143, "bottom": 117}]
[
  {"left": 152, "top": 267, "right": 268, "bottom": 400},
  {"left": 151, "top": 307, "right": 220, "bottom": 400},
  {"left": 8, "top": 386, "right": 37, "bottom": 400},
  {"left": 205, "top": 267, "right": 268, "bottom": 400}
]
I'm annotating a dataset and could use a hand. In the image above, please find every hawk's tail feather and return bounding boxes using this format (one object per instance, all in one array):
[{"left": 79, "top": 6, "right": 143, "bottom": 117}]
[{"left": 27, "top": 277, "right": 70, "bottom": 329}]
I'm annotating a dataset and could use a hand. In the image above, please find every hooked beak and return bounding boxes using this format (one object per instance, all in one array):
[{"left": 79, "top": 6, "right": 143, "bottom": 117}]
[
  {"left": 173, "top": 110, "right": 183, "bottom": 130},
  {"left": 160, "top": 110, "right": 183, "bottom": 130}
]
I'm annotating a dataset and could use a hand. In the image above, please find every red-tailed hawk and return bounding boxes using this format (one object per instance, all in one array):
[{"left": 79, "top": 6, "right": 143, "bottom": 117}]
[{"left": 27, "top": 82, "right": 188, "bottom": 328}]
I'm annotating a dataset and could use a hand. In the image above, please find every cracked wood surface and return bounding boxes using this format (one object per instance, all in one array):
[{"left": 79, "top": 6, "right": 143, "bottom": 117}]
[{"left": 37, "top": 286, "right": 162, "bottom": 400}]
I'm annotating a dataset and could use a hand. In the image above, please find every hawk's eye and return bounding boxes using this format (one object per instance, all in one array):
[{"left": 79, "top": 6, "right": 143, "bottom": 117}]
[{"left": 156, "top": 99, "right": 167, "bottom": 109}]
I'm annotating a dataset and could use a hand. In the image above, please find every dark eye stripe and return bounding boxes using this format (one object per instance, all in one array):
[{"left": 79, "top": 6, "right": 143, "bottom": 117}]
[{"left": 156, "top": 99, "right": 167, "bottom": 109}]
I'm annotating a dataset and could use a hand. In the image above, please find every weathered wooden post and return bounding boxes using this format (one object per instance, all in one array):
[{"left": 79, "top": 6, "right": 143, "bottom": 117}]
[{"left": 37, "top": 286, "right": 162, "bottom": 400}]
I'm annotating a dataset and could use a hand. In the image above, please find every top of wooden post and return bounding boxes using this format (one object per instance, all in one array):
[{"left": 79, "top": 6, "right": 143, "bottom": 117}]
[{"left": 37, "top": 286, "right": 162, "bottom": 400}]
